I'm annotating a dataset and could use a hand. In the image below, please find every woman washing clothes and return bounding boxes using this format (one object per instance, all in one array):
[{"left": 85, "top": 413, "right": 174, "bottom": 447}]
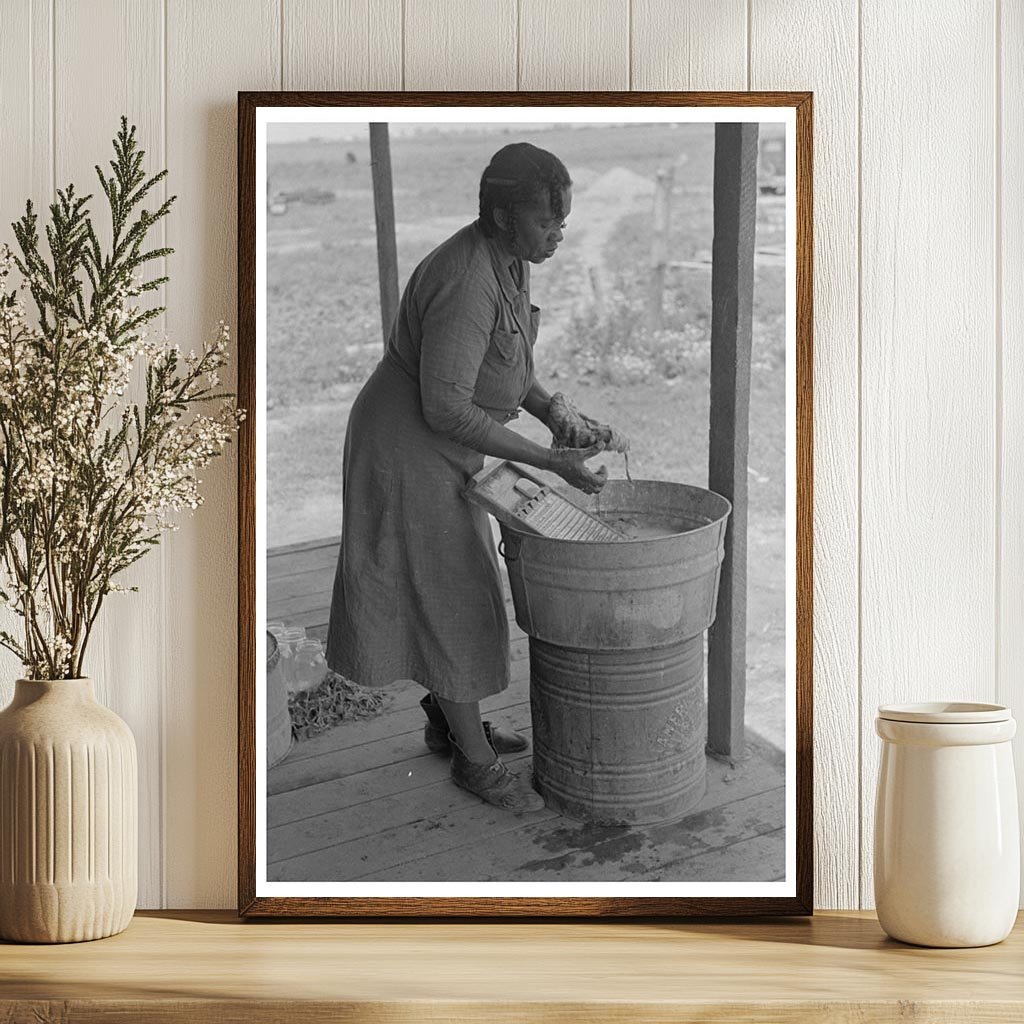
[{"left": 326, "top": 142, "right": 628, "bottom": 813}]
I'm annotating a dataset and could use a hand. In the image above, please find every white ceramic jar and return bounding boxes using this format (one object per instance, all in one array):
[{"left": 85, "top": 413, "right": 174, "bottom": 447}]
[{"left": 874, "top": 702, "right": 1019, "bottom": 947}]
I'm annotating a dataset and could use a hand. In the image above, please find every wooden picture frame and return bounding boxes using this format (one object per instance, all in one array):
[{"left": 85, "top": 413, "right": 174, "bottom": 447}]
[{"left": 238, "top": 91, "right": 813, "bottom": 917}]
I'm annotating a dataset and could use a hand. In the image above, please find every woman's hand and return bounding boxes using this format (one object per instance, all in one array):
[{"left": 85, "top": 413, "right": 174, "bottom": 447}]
[
  {"left": 548, "top": 443, "right": 609, "bottom": 495},
  {"left": 546, "top": 392, "right": 630, "bottom": 453}
]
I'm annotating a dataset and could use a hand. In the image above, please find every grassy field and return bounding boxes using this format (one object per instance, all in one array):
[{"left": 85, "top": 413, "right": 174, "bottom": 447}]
[
  {"left": 266, "top": 122, "right": 788, "bottom": 746},
  {"left": 267, "top": 122, "right": 786, "bottom": 525},
  {"left": 266, "top": 123, "right": 735, "bottom": 403}
]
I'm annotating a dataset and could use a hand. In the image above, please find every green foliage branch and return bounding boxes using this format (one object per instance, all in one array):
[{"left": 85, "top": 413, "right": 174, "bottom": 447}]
[{"left": 0, "top": 117, "right": 243, "bottom": 680}]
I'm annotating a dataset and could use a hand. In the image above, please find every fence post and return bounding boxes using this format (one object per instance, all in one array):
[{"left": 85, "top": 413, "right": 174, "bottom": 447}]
[
  {"left": 707, "top": 122, "right": 759, "bottom": 760},
  {"left": 369, "top": 123, "right": 399, "bottom": 347},
  {"left": 646, "top": 166, "right": 674, "bottom": 332}
]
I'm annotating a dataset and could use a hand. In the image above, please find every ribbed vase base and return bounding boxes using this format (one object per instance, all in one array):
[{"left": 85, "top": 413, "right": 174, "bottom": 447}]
[{"left": 0, "top": 880, "right": 135, "bottom": 943}]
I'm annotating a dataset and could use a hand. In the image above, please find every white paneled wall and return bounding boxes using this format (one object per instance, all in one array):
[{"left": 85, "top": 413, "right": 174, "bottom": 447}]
[
  {"left": 1005, "top": 0, "right": 1024, "bottom": 891},
  {"left": 859, "top": 1, "right": 1000, "bottom": 910},
  {"left": 0, "top": 0, "right": 1018, "bottom": 910},
  {"left": 57, "top": 0, "right": 169, "bottom": 910},
  {"left": 751, "top": 0, "right": 860, "bottom": 912}
]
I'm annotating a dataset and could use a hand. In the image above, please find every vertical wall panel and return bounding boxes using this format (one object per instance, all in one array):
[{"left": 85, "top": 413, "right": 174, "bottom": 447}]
[
  {"left": 0, "top": 0, "right": 51, "bottom": 226},
  {"left": 631, "top": 0, "right": 746, "bottom": 90},
  {"left": 164, "top": 0, "right": 280, "bottom": 908},
  {"left": 1000, "top": 0, "right": 1024, "bottom": 902},
  {"left": 519, "top": 0, "right": 629, "bottom": 90},
  {"left": 750, "top": 2, "right": 860, "bottom": 910},
  {"left": 0, "top": 1, "right": 53, "bottom": 702},
  {"left": 51, "top": 0, "right": 166, "bottom": 911},
  {"left": 404, "top": 0, "right": 517, "bottom": 90},
  {"left": 860, "top": 0, "right": 998, "bottom": 908},
  {"left": 283, "top": 0, "right": 402, "bottom": 90}
]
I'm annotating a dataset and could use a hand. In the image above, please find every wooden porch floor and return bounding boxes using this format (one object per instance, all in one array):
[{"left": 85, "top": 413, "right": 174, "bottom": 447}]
[{"left": 267, "top": 536, "right": 786, "bottom": 883}]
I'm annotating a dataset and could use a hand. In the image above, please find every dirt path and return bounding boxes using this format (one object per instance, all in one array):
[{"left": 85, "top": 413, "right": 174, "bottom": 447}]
[{"left": 533, "top": 166, "right": 655, "bottom": 362}]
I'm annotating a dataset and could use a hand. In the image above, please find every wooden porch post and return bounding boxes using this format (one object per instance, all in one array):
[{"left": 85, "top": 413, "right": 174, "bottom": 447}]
[
  {"left": 369, "top": 123, "right": 399, "bottom": 347},
  {"left": 707, "top": 122, "right": 759, "bottom": 759}
]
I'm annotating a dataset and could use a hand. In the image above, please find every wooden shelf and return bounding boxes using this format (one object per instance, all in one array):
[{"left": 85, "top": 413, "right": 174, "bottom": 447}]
[{"left": 2, "top": 910, "right": 1023, "bottom": 1021}]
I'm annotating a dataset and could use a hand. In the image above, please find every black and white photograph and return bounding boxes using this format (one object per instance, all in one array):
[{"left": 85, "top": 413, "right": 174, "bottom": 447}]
[{"left": 242, "top": 96, "right": 810, "bottom": 912}]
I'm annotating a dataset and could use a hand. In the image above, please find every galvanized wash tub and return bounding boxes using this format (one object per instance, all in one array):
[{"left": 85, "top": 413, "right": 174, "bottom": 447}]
[
  {"left": 500, "top": 480, "right": 731, "bottom": 650},
  {"left": 498, "top": 479, "right": 731, "bottom": 825}
]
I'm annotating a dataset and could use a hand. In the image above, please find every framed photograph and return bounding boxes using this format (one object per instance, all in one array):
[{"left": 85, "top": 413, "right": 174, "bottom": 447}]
[{"left": 238, "top": 91, "right": 812, "bottom": 917}]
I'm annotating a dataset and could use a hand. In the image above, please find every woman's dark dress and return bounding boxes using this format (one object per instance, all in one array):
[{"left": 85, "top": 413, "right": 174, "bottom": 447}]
[{"left": 325, "top": 219, "right": 540, "bottom": 702}]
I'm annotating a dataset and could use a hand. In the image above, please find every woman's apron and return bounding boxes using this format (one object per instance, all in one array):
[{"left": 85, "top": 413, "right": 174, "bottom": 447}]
[{"left": 326, "top": 260, "right": 541, "bottom": 701}]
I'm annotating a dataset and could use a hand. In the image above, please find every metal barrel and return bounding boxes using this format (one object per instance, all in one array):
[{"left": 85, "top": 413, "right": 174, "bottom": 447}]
[
  {"left": 499, "top": 480, "right": 731, "bottom": 824},
  {"left": 530, "top": 636, "right": 707, "bottom": 824}
]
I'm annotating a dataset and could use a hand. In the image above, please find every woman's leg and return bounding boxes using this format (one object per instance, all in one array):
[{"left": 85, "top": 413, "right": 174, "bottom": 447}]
[
  {"left": 436, "top": 696, "right": 495, "bottom": 763},
  {"left": 439, "top": 693, "right": 545, "bottom": 813}
]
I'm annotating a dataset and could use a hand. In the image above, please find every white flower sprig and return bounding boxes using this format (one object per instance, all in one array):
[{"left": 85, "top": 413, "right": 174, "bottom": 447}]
[{"left": 0, "top": 118, "right": 243, "bottom": 680}]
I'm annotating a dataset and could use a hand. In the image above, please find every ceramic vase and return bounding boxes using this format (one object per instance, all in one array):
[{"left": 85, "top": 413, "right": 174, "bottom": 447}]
[
  {"left": 0, "top": 678, "right": 137, "bottom": 943},
  {"left": 874, "top": 702, "right": 1019, "bottom": 948}
]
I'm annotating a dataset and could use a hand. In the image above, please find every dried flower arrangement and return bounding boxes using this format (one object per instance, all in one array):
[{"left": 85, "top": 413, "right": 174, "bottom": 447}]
[{"left": 0, "top": 118, "right": 242, "bottom": 680}]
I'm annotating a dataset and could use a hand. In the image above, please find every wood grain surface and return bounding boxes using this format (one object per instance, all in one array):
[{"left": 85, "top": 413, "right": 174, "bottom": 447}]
[
  {"left": 1001, "top": 0, "right": 1024, "bottom": 897},
  {"left": 2, "top": 910, "right": 1024, "bottom": 1022},
  {"left": 404, "top": 0, "right": 517, "bottom": 91},
  {"left": 858, "top": 1, "right": 998, "bottom": 910},
  {"left": 0, "top": 4, "right": 54, "bottom": 686},
  {"left": 283, "top": 0, "right": 402, "bottom": 91},
  {"left": 750, "top": 0, "right": 860, "bottom": 913},
  {"left": 631, "top": 0, "right": 747, "bottom": 91},
  {"left": 50, "top": 0, "right": 168, "bottom": 914},
  {"left": 164, "top": 0, "right": 280, "bottom": 909},
  {"left": 519, "top": 0, "right": 629, "bottom": 91}
]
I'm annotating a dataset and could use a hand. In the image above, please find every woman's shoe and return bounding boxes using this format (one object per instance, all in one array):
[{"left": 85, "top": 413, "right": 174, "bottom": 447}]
[
  {"left": 450, "top": 745, "right": 545, "bottom": 813},
  {"left": 420, "top": 693, "right": 528, "bottom": 756}
]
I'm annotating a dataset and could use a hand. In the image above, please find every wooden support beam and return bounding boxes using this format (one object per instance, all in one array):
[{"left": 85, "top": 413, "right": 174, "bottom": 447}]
[
  {"left": 369, "top": 123, "right": 399, "bottom": 347},
  {"left": 707, "top": 122, "right": 759, "bottom": 760}
]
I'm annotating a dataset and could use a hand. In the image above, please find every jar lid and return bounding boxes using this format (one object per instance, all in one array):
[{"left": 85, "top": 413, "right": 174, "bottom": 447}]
[{"left": 877, "top": 701, "right": 1011, "bottom": 724}]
